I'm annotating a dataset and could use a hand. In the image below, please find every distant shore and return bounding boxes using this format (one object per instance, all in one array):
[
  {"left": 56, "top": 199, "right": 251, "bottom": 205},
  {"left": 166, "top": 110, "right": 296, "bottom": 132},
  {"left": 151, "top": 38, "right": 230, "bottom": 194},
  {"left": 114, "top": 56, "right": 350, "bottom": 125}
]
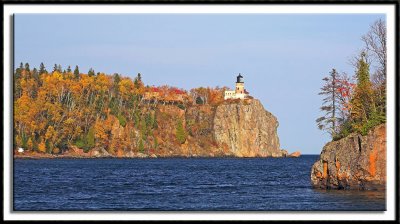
[{"left": 13, "top": 152, "right": 304, "bottom": 159}]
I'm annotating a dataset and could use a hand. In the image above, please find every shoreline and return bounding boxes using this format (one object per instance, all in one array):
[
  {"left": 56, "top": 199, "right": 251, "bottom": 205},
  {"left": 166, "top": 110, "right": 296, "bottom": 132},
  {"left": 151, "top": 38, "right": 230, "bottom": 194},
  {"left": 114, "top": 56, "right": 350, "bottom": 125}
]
[{"left": 13, "top": 154, "right": 306, "bottom": 160}]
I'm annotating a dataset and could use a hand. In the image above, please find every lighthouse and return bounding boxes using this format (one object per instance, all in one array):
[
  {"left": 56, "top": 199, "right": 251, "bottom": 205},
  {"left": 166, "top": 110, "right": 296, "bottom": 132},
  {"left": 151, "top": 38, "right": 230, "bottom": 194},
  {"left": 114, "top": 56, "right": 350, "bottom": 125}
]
[{"left": 224, "top": 73, "right": 249, "bottom": 100}]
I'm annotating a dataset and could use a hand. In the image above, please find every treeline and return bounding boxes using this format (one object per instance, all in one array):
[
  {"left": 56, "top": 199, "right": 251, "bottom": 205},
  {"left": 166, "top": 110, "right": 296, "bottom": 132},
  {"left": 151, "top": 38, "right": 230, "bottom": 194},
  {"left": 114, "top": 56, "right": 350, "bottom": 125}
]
[
  {"left": 317, "top": 19, "right": 386, "bottom": 140},
  {"left": 13, "top": 63, "right": 227, "bottom": 154}
]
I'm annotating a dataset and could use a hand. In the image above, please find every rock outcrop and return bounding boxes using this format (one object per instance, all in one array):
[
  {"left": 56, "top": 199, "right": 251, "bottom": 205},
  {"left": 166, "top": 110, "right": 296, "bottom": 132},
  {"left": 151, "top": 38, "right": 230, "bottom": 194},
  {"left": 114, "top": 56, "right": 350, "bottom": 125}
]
[
  {"left": 310, "top": 124, "right": 386, "bottom": 190},
  {"left": 213, "top": 99, "right": 282, "bottom": 157},
  {"left": 15, "top": 98, "right": 289, "bottom": 159},
  {"left": 289, "top": 151, "right": 301, "bottom": 158}
]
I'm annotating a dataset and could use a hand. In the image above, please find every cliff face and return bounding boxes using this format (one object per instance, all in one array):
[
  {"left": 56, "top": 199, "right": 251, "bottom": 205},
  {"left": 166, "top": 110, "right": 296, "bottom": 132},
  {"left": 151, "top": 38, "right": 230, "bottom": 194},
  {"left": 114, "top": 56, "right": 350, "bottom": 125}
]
[
  {"left": 310, "top": 124, "right": 386, "bottom": 190},
  {"left": 16, "top": 98, "right": 286, "bottom": 158},
  {"left": 213, "top": 99, "right": 282, "bottom": 157},
  {"left": 152, "top": 99, "right": 283, "bottom": 157}
]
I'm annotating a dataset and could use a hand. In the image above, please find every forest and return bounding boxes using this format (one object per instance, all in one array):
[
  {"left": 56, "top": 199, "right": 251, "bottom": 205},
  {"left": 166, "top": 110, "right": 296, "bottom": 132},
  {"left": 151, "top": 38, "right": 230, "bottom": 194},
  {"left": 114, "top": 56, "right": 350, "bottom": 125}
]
[
  {"left": 316, "top": 19, "right": 386, "bottom": 140},
  {"left": 13, "top": 63, "right": 228, "bottom": 155}
]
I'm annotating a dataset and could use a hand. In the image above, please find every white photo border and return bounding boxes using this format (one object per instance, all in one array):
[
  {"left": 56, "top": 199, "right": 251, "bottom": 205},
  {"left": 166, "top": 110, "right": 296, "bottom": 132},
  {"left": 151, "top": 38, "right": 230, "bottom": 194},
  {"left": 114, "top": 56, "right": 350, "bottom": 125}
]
[{"left": 3, "top": 3, "right": 397, "bottom": 221}]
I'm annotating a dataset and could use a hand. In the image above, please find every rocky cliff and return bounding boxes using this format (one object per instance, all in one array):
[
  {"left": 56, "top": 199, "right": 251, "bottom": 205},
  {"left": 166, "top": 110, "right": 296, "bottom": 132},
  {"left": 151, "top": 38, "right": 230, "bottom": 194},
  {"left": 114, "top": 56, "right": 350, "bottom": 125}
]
[
  {"left": 15, "top": 98, "right": 288, "bottom": 158},
  {"left": 213, "top": 99, "right": 282, "bottom": 157},
  {"left": 153, "top": 98, "right": 284, "bottom": 157},
  {"left": 310, "top": 124, "right": 386, "bottom": 190}
]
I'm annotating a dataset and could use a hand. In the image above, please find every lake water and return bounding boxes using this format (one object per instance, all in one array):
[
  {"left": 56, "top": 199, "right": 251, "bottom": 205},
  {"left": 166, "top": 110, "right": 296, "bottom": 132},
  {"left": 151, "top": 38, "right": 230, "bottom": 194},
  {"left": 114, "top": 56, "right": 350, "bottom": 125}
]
[{"left": 13, "top": 155, "right": 386, "bottom": 211}]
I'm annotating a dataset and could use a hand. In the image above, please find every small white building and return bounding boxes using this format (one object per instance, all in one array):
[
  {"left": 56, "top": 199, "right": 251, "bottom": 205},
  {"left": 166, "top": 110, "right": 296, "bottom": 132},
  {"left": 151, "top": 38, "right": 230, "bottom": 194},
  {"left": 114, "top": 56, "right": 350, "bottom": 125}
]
[
  {"left": 224, "top": 73, "right": 249, "bottom": 100},
  {"left": 18, "top": 147, "right": 24, "bottom": 153}
]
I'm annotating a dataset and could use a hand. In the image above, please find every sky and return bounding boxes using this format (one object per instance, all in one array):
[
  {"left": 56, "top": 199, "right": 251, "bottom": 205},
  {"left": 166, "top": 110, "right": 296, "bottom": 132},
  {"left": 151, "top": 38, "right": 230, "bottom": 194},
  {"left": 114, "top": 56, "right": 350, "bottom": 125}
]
[{"left": 14, "top": 13, "right": 385, "bottom": 154}]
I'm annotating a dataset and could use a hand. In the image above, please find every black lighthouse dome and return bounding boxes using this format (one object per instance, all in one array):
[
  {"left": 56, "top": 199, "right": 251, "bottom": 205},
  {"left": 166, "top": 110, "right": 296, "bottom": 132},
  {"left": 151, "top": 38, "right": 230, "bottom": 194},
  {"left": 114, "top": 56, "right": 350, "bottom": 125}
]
[{"left": 236, "top": 73, "right": 244, "bottom": 83}]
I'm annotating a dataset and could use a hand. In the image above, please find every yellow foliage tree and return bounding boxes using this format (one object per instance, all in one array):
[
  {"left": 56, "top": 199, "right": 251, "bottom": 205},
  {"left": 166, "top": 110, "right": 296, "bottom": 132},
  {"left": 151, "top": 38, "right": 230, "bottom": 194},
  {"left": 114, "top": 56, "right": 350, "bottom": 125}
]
[
  {"left": 27, "top": 138, "right": 33, "bottom": 151},
  {"left": 38, "top": 140, "right": 46, "bottom": 153}
]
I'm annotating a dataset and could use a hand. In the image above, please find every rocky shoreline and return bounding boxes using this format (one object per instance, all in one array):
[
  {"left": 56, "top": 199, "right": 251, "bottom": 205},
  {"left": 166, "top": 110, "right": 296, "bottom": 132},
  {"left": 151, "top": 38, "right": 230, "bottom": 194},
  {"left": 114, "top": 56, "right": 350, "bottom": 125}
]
[
  {"left": 310, "top": 124, "right": 386, "bottom": 190},
  {"left": 14, "top": 99, "right": 301, "bottom": 159},
  {"left": 14, "top": 152, "right": 302, "bottom": 159}
]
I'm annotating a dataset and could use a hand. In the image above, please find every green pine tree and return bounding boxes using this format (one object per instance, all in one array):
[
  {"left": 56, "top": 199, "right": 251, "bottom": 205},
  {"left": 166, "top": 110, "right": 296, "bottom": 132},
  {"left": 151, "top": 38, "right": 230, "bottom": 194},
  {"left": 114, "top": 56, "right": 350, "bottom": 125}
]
[
  {"left": 176, "top": 119, "right": 187, "bottom": 144},
  {"left": 350, "top": 52, "right": 376, "bottom": 134},
  {"left": 85, "top": 127, "right": 95, "bottom": 152},
  {"left": 74, "top": 65, "right": 80, "bottom": 79},
  {"left": 88, "top": 68, "right": 95, "bottom": 77},
  {"left": 138, "top": 138, "right": 144, "bottom": 153},
  {"left": 24, "top": 63, "right": 30, "bottom": 73},
  {"left": 39, "top": 62, "right": 47, "bottom": 75}
]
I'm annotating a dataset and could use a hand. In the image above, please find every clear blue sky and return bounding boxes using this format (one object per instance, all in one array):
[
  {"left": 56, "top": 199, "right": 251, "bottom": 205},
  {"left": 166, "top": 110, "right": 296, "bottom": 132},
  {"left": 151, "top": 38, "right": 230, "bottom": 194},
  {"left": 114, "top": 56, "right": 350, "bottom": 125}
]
[{"left": 14, "top": 13, "right": 385, "bottom": 154}]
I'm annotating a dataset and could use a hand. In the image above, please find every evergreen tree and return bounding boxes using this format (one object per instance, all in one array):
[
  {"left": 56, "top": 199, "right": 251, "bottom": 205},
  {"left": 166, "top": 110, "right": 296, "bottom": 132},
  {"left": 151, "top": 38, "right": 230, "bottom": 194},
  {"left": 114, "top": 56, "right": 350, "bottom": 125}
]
[
  {"left": 350, "top": 52, "right": 377, "bottom": 134},
  {"left": 32, "top": 68, "right": 41, "bottom": 89},
  {"left": 134, "top": 73, "right": 142, "bottom": 88},
  {"left": 145, "top": 113, "right": 153, "bottom": 130},
  {"left": 88, "top": 68, "right": 95, "bottom": 77},
  {"left": 14, "top": 65, "right": 23, "bottom": 98},
  {"left": 134, "top": 111, "right": 140, "bottom": 128},
  {"left": 39, "top": 62, "right": 47, "bottom": 75},
  {"left": 74, "top": 65, "right": 80, "bottom": 79},
  {"left": 113, "top": 73, "right": 121, "bottom": 83},
  {"left": 140, "top": 119, "right": 148, "bottom": 140},
  {"left": 153, "top": 113, "right": 158, "bottom": 129},
  {"left": 138, "top": 138, "right": 144, "bottom": 153},
  {"left": 154, "top": 136, "right": 158, "bottom": 149},
  {"left": 32, "top": 68, "right": 38, "bottom": 80},
  {"left": 176, "top": 119, "right": 187, "bottom": 144},
  {"left": 67, "top": 65, "right": 71, "bottom": 73},
  {"left": 85, "top": 127, "right": 95, "bottom": 152},
  {"left": 53, "top": 64, "right": 58, "bottom": 72},
  {"left": 316, "top": 69, "right": 341, "bottom": 138},
  {"left": 15, "top": 62, "right": 23, "bottom": 79},
  {"left": 113, "top": 73, "right": 121, "bottom": 96},
  {"left": 24, "top": 63, "right": 30, "bottom": 73}
]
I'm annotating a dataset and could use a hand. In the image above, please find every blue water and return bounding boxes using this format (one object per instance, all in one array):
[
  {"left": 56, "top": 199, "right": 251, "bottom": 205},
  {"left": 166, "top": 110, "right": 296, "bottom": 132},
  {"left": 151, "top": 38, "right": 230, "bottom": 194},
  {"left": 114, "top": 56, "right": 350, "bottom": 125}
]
[{"left": 13, "top": 155, "right": 386, "bottom": 211}]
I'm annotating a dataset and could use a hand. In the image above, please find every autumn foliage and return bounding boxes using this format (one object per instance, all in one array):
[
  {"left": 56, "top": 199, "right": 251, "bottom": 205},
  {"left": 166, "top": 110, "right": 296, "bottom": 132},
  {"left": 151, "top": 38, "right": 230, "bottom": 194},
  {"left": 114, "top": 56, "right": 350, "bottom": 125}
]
[
  {"left": 13, "top": 63, "right": 227, "bottom": 156},
  {"left": 317, "top": 19, "right": 386, "bottom": 140}
]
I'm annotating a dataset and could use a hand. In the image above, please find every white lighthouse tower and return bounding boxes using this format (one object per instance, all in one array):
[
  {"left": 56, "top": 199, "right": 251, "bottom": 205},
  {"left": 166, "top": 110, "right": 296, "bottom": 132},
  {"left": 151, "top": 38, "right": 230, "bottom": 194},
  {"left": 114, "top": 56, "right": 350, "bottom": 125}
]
[{"left": 224, "top": 73, "right": 249, "bottom": 100}]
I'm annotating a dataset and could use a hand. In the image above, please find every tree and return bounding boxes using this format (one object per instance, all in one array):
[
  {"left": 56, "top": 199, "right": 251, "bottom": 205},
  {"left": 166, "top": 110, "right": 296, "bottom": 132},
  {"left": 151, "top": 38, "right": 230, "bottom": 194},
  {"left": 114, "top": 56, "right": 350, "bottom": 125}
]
[
  {"left": 67, "top": 65, "right": 72, "bottom": 73},
  {"left": 362, "top": 19, "right": 386, "bottom": 83},
  {"left": 53, "top": 64, "right": 58, "bottom": 72},
  {"left": 27, "top": 138, "right": 33, "bottom": 151},
  {"left": 14, "top": 63, "right": 23, "bottom": 98},
  {"left": 18, "top": 62, "right": 24, "bottom": 73},
  {"left": 350, "top": 52, "right": 376, "bottom": 134},
  {"left": 138, "top": 138, "right": 144, "bottom": 153},
  {"left": 32, "top": 68, "right": 39, "bottom": 81},
  {"left": 176, "top": 118, "right": 187, "bottom": 144},
  {"left": 24, "top": 63, "right": 30, "bottom": 73},
  {"left": 88, "top": 68, "right": 95, "bottom": 77},
  {"left": 85, "top": 127, "right": 95, "bottom": 152},
  {"left": 152, "top": 113, "right": 158, "bottom": 129},
  {"left": 362, "top": 19, "right": 387, "bottom": 121},
  {"left": 335, "top": 72, "right": 356, "bottom": 121},
  {"left": 38, "top": 139, "right": 46, "bottom": 153},
  {"left": 316, "top": 69, "right": 341, "bottom": 137},
  {"left": 154, "top": 136, "right": 158, "bottom": 149},
  {"left": 15, "top": 62, "right": 23, "bottom": 79},
  {"left": 74, "top": 65, "right": 80, "bottom": 79},
  {"left": 133, "top": 73, "right": 145, "bottom": 91},
  {"left": 39, "top": 62, "right": 47, "bottom": 75}
]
